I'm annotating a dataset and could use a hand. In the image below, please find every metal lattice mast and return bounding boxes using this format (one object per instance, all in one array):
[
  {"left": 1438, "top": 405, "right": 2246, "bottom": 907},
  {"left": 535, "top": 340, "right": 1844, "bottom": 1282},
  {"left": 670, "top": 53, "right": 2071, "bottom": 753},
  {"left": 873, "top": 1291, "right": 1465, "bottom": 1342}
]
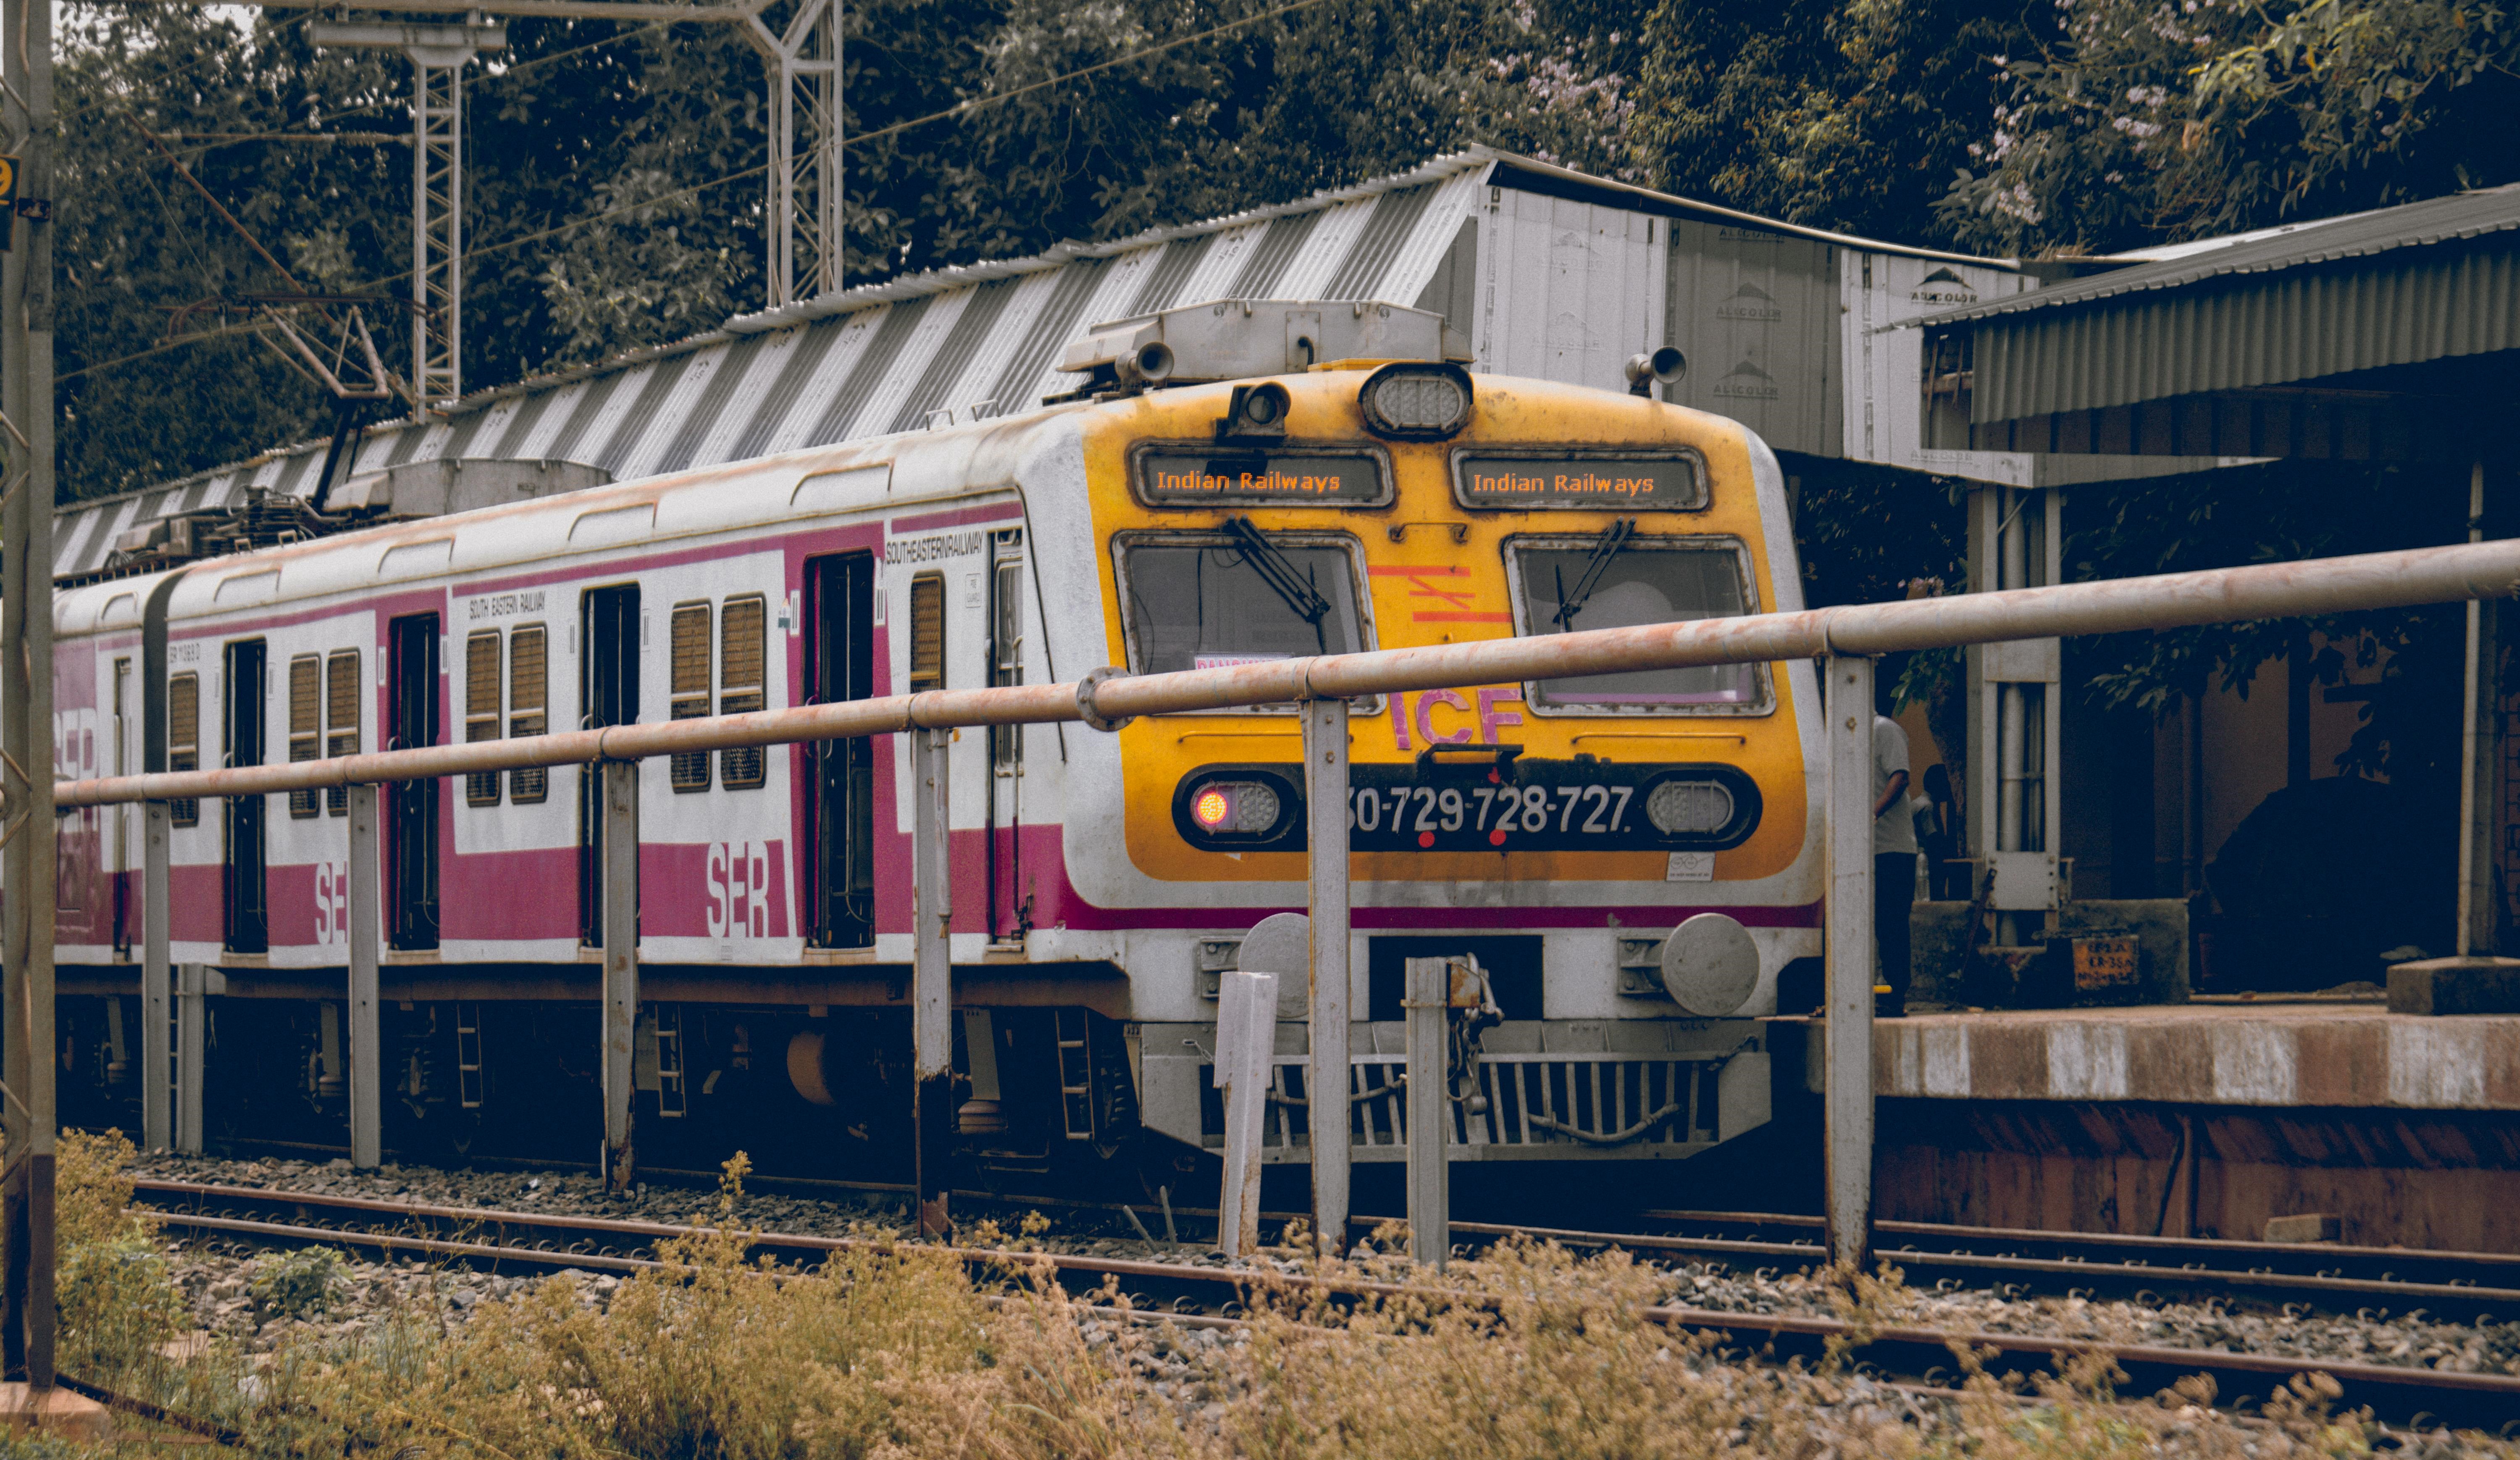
[
  {"left": 412, "top": 49, "right": 465, "bottom": 404},
  {"left": 314, "top": 21, "right": 504, "bottom": 412},
  {"left": 749, "top": 0, "right": 842, "bottom": 306}
]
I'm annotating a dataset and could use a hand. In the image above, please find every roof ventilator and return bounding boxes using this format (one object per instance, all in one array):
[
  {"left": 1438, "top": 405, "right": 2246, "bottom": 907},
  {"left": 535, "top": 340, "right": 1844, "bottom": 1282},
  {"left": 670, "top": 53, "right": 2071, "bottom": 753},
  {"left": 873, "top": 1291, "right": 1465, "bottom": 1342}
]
[{"left": 1055, "top": 299, "right": 1470, "bottom": 400}]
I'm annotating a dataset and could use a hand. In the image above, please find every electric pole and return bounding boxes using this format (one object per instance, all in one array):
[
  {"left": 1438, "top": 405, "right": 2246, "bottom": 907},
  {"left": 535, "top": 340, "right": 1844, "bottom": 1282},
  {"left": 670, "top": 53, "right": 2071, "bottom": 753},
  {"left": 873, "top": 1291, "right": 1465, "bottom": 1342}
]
[{"left": 0, "top": 0, "right": 61, "bottom": 1391}]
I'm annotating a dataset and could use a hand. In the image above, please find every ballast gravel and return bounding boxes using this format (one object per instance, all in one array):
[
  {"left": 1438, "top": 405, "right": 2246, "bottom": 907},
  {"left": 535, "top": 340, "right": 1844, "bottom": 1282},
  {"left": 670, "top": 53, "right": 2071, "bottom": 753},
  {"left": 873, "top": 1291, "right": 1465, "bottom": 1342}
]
[{"left": 133, "top": 1152, "right": 2520, "bottom": 1416}]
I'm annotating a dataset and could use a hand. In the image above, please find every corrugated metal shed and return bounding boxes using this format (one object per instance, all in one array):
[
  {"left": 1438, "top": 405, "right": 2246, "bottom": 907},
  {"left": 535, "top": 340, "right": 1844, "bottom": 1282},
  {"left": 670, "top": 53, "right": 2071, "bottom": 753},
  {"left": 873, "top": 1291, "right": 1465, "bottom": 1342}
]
[
  {"left": 55, "top": 147, "right": 2034, "bottom": 581},
  {"left": 1920, "top": 184, "right": 2520, "bottom": 425}
]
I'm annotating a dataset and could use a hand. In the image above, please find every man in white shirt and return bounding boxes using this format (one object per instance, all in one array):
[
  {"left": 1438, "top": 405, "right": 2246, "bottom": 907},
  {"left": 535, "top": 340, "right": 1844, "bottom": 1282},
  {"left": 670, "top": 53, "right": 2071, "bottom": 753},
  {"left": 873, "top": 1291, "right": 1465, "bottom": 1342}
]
[{"left": 1874, "top": 700, "right": 1919, "bottom": 1018}]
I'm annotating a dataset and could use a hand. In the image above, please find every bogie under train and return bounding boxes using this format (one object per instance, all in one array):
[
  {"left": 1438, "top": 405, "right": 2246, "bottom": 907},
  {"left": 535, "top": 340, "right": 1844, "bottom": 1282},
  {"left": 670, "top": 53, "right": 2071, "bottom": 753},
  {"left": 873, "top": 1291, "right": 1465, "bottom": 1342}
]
[{"left": 50, "top": 300, "right": 1818, "bottom": 1188}]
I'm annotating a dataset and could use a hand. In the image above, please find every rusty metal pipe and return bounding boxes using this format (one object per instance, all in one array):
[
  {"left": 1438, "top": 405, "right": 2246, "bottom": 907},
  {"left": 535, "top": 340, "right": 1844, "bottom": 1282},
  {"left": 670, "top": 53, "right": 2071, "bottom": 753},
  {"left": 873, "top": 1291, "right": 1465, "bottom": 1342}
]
[{"left": 54, "top": 537, "right": 2520, "bottom": 810}]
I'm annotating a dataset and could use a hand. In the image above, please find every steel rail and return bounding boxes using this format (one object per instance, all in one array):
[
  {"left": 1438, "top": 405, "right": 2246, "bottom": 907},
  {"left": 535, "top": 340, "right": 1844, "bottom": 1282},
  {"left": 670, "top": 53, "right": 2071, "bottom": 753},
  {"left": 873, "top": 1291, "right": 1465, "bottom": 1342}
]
[
  {"left": 55, "top": 537, "right": 2520, "bottom": 810},
  {"left": 137, "top": 1180, "right": 2520, "bottom": 1430}
]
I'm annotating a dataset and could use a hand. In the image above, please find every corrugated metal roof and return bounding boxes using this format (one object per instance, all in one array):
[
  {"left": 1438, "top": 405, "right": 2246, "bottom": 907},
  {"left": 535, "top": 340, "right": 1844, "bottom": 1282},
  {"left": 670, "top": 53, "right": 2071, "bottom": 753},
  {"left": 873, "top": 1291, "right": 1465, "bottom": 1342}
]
[
  {"left": 1922, "top": 183, "right": 2520, "bottom": 326},
  {"left": 1934, "top": 188, "right": 2520, "bottom": 424},
  {"left": 53, "top": 144, "right": 2034, "bottom": 580}
]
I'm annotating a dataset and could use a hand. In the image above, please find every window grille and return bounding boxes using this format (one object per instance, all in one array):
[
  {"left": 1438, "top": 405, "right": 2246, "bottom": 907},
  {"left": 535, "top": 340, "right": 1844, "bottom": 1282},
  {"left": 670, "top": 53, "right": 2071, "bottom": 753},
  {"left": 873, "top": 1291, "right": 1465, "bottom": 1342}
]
[
  {"left": 465, "top": 631, "right": 502, "bottom": 807},
  {"left": 670, "top": 602, "right": 712, "bottom": 792},
  {"left": 508, "top": 626, "right": 548, "bottom": 804},
  {"left": 325, "top": 651, "right": 360, "bottom": 816},
  {"left": 720, "top": 595, "right": 767, "bottom": 789},
  {"left": 168, "top": 673, "right": 200, "bottom": 827},
  {"left": 287, "top": 655, "right": 321, "bottom": 818},
  {"left": 908, "top": 573, "right": 946, "bottom": 694}
]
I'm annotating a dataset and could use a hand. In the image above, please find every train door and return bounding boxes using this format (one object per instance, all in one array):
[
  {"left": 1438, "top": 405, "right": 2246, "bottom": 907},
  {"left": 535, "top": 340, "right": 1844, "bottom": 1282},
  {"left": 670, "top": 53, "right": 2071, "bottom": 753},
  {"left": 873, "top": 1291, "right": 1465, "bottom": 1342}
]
[
  {"left": 985, "top": 530, "right": 1026, "bottom": 941},
  {"left": 803, "top": 554, "right": 873, "bottom": 948},
  {"left": 112, "top": 657, "right": 131, "bottom": 956},
  {"left": 578, "top": 584, "right": 639, "bottom": 945},
  {"left": 387, "top": 616, "right": 441, "bottom": 949},
  {"left": 221, "top": 639, "right": 269, "bottom": 953}
]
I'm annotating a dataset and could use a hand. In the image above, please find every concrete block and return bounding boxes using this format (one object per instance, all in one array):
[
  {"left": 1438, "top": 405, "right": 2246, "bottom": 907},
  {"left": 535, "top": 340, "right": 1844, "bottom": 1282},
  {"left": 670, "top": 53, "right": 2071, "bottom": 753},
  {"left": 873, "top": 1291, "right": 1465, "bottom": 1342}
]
[
  {"left": 2389, "top": 956, "right": 2520, "bottom": 1015},
  {"left": 0, "top": 1382, "right": 113, "bottom": 1440},
  {"left": 2262, "top": 1213, "right": 2341, "bottom": 1244}
]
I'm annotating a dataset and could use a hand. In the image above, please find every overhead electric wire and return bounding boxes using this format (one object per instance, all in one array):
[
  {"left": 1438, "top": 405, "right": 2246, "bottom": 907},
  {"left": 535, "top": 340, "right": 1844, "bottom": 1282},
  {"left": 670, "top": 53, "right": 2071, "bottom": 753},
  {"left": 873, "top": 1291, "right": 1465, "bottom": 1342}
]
[
  {"left": 155, "top": 18, "right": 673, "bottom": 166},
  {"left": 66, "top": 0, "right": 1333, "bottom": 389}
]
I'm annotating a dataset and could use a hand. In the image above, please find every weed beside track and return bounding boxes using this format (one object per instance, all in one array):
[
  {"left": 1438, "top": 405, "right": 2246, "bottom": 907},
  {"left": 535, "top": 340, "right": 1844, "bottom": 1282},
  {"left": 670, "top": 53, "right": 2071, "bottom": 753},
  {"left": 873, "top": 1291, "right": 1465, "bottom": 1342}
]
[{"left": 18, "top": 1132, "right": 2520, "bottom": 1457}]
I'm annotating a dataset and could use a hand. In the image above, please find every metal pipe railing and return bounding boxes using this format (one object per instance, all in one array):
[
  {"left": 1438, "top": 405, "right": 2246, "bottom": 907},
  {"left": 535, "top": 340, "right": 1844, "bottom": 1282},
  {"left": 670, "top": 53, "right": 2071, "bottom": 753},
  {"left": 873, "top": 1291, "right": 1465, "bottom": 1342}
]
[{"left": 55, "top": 536, "right": 2520, "bottom": 810}]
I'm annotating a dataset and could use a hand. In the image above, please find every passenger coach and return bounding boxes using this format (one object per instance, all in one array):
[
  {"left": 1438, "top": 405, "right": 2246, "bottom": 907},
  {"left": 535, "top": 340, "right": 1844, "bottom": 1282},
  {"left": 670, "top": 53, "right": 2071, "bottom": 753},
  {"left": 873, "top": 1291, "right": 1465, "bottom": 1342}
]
[{"left": 50, "top": 300, "right": 1818, "bottom": 1184}]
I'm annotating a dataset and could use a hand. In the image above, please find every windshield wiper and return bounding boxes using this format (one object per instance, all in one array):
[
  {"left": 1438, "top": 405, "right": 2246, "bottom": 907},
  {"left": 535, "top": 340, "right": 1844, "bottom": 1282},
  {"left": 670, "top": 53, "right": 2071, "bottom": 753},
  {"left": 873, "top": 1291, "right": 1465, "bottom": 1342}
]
[
  {"left": 1222, "top": 516, "right": 1333, "bottom": 652},
  {"left": 1551, "top": 517, "right": 1637, "bottom": 631}
]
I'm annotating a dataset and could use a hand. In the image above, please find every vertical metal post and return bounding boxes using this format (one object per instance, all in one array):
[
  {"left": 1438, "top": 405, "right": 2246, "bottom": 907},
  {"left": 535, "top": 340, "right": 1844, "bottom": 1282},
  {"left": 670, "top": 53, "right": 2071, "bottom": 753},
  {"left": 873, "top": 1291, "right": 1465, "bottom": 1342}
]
[
  {"left": 601, "top": 760, "right": 639, "bottom": 1190},
  {"left": 1403, "top": 956, "right": 1448, "bottom": 1270},
  {"left": 2459, "top": 460, "right": 2496, "bottom": 958},
  {"left": 1825, "top": 655, "right": 1876, "bottom": 1269},
  {"left": 912, "top": 727, "right": 954, "bottom": 1238},
  {"left": 0, "top": 0, "right": 59, "bottom": 1380},
  {"left": 174, "top": 964, "right": 205, "bottom": 1155},
  {"left": 1304, "top": 697, "right": 1351, "bottom": 1251},
  {"left": 1214, "top": 969, "right": 1274, "bottom": 1259},
  {"left": 347, "top": 784, "right": 383, "bottom": 1168},
  {"left": 142, "top": 803, "right": 173, "bottom": 1151}
]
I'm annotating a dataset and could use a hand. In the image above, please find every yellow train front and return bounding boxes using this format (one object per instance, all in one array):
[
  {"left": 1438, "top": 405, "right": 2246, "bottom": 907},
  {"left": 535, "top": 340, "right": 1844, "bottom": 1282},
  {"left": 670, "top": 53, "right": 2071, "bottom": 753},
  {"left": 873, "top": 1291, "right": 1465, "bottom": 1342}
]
[{"left": 1050, "top": 301, "right": 1821, "bottom": 1167}]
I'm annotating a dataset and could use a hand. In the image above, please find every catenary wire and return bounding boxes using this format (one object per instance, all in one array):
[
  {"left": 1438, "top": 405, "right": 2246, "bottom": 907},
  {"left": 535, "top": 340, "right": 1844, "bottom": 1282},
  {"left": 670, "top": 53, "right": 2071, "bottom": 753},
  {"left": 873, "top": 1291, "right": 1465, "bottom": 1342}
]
[{"left": 65, "top": 0, "right": 1332, "bottom": 387}]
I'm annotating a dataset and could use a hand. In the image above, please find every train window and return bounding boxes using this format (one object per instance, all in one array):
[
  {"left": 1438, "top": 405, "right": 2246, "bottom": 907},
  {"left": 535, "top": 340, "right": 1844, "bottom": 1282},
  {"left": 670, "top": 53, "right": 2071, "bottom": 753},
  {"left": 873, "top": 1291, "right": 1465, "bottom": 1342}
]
[
  {"left": 670, "top": 602, "right": 712, "bottom": 792},
  {"left": 720, "top": 595, "right": 767, "bottom": 790},
  {"left": 287, "top": 655, "right": 322, "bottom": 819},
  {"left": 1507, "top": 537, "right": 1766, "bottom": 714},
  {"left": 465, "top": 631, "right": 503, "bottom": 807},
  {"left": 168, "top": 672, "right": 200, "bottom": 828},
  {"left": 508, "top": 626, "right": 548, "bottom": 804},
  {"left": 325, "top": 650, "right": 360, "bottom": 816},
  {"left": 908, "top": 573, "right": 946, "bottom": 693},
  {"left": 1112, "top": 531, "right": 1369, "bottom": 682},
  {"left": 325, "top": 655, "right": 360, "bottom": 817}
]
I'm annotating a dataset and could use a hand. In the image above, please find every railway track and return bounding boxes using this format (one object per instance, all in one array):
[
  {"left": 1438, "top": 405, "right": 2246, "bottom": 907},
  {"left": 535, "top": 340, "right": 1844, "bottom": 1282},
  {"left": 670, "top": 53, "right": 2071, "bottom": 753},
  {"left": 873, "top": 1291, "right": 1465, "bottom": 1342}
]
[{"left": 133, "top": 1179, "right": 2520, "bottom": 1431}]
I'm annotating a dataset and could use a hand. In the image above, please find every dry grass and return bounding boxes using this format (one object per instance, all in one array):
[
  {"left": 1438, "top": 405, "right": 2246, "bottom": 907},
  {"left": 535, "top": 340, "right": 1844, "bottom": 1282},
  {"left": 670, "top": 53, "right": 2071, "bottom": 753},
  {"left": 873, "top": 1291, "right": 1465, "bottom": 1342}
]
[{"left": 12, "top": 1144, "right": 2511, "bottom": 1458}]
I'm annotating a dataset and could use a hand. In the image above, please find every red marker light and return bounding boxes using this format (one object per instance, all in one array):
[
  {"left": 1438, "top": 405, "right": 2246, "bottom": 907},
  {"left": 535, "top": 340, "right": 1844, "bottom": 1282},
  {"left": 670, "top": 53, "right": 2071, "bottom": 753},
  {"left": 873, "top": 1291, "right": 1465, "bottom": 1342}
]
[
  {"left": 1418, "top": 831, "right": 1436, "bottom": 849},
  {"left": 1193, "top": 788, "right": 1232, "bottom": 827}
]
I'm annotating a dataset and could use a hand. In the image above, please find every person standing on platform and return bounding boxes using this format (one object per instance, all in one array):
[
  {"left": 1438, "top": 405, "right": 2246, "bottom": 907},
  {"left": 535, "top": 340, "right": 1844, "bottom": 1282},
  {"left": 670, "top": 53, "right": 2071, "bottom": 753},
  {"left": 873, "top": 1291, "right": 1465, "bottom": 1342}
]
[{"left": 1874, "top": 687, "right": 1918, "bottom": 1018}]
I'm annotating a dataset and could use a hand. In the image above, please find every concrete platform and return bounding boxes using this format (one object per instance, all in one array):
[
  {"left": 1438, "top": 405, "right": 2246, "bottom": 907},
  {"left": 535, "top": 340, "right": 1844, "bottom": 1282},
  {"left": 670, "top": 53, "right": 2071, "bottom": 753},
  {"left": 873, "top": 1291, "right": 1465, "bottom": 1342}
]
[
  {"left": 1858, "top": 1003, "right": 2520, "bottom": 1109},
  {"left": 1765, "top": 1003, "right": 2520, "bottom": 1252},
  {"left": 0, "top": 1381, "right": 112, "bottom": 1439}
]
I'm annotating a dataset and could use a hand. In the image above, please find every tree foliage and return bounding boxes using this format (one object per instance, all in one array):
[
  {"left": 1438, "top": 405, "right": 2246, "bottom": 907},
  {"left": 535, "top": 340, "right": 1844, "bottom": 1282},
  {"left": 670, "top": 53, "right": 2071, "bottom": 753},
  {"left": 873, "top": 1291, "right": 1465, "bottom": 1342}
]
[
  {"left": 1939, "top": 0, "right": 2520, "bottom": 255},
  {"left": 55, "top": 0, "right": 1642, "bottom": 503},
  {"left": 1627, "top": 0, "right": 2038, "bottom": 247}
]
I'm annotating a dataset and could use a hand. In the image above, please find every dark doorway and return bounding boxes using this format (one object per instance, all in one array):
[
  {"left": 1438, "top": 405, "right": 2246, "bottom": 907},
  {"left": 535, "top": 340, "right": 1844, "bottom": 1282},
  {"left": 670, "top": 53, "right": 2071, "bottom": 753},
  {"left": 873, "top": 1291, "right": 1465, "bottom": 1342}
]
[
  {"left": 1366, "top": 935, "right": 1544, "bottom": 1023},
  {"left": 804, "top": 554, "right": 874, "bottom": 948},
  {"left": 388, "top": 615, "right": 441, "bottom": 949},
  {"left": 221, "top": 639, "right": 268, "bottom": 953},
  {"left": 579, "top": 584, "right": 640, "bottom": 945}
]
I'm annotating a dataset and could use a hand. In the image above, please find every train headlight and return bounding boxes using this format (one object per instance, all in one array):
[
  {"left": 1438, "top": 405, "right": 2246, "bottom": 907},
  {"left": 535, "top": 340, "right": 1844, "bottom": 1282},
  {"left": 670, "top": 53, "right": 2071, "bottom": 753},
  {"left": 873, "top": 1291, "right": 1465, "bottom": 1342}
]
[
  {"left": 1177, "top": 773, "right": 1292, "bottom": 843},
  {"left": 1646, "top": 779, "right": 1735, "bottom": 836},
  {"left": 1359, "top": 362, "right": 1473, "bottom": 441}
]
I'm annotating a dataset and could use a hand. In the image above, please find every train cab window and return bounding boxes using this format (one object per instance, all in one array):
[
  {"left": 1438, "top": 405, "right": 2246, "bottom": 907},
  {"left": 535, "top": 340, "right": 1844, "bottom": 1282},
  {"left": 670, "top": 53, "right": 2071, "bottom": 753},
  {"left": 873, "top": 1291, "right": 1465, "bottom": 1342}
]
[
  {"left": 465, "top": 630, "right": 503, "bottom": 807},
  {"left": 287, "top": 654, "right": 322, "bottom": 819},
  {"left": 720, "top": 595, "right": 767, "bottom": 790},
  {"left": 168, "top": 672, "right": 200, "bottom": 828},
  {"left": 907, "top": 574, "right": 946, "bottom": 693},
  {"left": 1114, "top": 531, "right": 1368, "bottom": 679},
  {"left": 670, "top": 602, "right": 712, "bottom": 792},
  {"left": 325, "top": 650, "right": 360, "bottom": 816},
  {"left": 1508, "top": 537, "right": 1766, "bottom": 713},
  {"left": 508, "top": 626, "right": 548, "bottom": 804}
]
